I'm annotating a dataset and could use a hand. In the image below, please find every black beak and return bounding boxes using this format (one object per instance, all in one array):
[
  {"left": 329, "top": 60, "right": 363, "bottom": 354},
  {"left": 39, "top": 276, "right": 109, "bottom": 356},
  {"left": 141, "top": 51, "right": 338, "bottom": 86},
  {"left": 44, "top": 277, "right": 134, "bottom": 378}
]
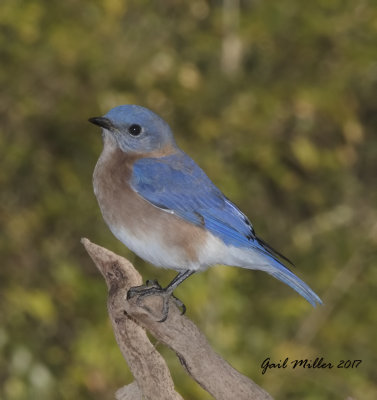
[{"left": 88, "top": 116, "right": 114, "bottom": 130}]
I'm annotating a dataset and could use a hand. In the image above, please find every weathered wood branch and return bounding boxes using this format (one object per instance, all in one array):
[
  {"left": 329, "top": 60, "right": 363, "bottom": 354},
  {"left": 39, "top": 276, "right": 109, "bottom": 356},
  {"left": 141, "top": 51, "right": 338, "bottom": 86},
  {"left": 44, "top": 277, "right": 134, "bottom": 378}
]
[{"left": 81, "top": 238, "right": 273, "bottom": 400}]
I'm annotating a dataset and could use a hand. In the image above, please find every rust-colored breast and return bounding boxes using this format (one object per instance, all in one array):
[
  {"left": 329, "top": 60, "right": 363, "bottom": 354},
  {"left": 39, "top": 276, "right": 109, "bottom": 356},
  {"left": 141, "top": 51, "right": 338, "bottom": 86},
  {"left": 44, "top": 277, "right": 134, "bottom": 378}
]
[{"left": 93, "top": 141, "right": 206, "bottom": 266}]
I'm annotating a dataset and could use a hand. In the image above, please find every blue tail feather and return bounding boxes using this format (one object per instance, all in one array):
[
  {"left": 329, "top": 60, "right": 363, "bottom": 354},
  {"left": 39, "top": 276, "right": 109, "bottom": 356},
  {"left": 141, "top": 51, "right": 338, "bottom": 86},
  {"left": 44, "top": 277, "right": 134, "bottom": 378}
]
[
  {"left": 254, "top": 243, "right": 322, "bottom": 306},
  {"left": 268, "top": 264, "right": 322, "bottom": 306}
]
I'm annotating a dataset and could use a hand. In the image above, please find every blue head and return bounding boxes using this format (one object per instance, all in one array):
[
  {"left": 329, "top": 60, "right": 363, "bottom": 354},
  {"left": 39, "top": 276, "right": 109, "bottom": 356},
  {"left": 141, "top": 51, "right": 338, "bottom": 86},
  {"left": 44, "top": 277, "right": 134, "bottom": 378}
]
[{"left": 89, "top": 105, "right": 177, "bottom": 154}]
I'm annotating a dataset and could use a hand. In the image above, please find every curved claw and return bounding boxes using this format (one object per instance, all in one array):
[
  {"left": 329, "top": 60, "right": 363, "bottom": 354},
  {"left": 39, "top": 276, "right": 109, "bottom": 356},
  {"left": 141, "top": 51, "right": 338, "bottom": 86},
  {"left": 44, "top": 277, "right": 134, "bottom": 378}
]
[
  {"left": 171, "top": 294, "right": 186, "bottom": 315},
  {"left": 126, "top": 284, "right": 186, "bottom": 322}
]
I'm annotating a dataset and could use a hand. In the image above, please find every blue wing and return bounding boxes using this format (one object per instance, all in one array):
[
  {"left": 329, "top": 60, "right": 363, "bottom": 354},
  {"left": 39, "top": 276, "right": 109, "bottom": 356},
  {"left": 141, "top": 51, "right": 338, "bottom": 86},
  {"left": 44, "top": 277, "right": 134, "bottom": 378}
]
[
  {"left": 131, "top": 151, "right": 322, "bottom": 306},
  {"left": 131, "top": 151, "right": 255, "bottom": 248}
]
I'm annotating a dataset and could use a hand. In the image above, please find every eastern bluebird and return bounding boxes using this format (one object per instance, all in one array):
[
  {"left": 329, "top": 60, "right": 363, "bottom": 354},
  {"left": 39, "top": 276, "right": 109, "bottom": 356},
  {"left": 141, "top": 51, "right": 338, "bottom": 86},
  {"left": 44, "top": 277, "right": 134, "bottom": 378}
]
[{"left": 89, "top": 105, "right": 322, "bottom": 321}]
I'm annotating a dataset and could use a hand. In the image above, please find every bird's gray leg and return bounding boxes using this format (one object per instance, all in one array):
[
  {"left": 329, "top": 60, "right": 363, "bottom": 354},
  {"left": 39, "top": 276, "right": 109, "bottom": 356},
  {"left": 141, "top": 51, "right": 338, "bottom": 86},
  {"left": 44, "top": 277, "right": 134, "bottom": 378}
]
[{"left": 127, "top": 270, "right": 195, "bottom": 322}]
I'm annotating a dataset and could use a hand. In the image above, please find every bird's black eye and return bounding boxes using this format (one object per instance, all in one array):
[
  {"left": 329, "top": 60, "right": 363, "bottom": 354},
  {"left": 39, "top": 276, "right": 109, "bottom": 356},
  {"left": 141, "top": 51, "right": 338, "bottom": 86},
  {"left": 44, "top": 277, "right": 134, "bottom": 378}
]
[{"left": 128, "top": 124, "right": 142, "bottom": 136}]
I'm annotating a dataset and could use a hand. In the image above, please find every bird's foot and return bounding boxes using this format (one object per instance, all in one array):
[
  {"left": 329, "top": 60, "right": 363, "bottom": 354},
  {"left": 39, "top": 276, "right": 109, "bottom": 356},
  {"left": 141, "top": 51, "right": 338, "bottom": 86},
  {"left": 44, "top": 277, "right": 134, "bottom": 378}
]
[
  {"left": 127, "top": 281, "right": 186, "bottom": 322},
  {"left": 145, "top": 279, "right": 162, "bottom": 289}
]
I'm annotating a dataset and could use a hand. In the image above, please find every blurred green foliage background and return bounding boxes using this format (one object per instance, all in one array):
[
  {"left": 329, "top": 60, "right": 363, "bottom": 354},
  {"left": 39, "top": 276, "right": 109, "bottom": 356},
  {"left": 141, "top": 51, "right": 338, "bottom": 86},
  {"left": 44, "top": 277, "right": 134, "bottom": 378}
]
[{"left": 1, "top": 0, "right": 377, "bottom": 399}]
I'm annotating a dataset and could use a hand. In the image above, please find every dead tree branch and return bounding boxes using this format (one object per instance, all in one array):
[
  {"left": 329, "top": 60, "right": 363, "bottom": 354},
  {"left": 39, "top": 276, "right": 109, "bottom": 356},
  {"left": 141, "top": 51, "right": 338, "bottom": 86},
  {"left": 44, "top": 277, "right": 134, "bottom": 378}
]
[{"left": 81, "top": 238, "right": 273, "bottom": 400}]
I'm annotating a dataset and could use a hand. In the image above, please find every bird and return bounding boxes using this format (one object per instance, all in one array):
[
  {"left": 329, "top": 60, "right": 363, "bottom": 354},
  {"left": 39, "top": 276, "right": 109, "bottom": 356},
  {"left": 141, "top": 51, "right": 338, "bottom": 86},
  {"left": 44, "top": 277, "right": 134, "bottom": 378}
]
[{"left": 89, "top": 105, "right": 322, "bottom": 321}]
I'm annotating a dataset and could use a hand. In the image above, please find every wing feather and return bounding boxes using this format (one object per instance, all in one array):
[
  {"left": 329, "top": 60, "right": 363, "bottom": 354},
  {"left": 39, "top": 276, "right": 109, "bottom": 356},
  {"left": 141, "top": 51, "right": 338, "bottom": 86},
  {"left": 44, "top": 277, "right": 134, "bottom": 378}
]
[{"left": 131, "top": 152, "right": 254, "bottom": 247}]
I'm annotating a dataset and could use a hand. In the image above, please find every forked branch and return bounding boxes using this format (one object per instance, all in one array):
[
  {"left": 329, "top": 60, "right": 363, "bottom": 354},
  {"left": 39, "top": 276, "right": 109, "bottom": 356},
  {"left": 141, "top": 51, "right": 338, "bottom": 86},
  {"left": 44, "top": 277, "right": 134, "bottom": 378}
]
[{"left": 81, "top": 238, "right": 273, "bottom": 400}]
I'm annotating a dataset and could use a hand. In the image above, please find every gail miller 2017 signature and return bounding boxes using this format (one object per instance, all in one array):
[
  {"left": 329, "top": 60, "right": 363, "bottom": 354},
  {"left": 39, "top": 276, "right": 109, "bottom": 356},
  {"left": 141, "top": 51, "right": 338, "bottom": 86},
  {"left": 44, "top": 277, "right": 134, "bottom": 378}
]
[{"left": 260, "top": 357, "right": 362, "bottom": 375}]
